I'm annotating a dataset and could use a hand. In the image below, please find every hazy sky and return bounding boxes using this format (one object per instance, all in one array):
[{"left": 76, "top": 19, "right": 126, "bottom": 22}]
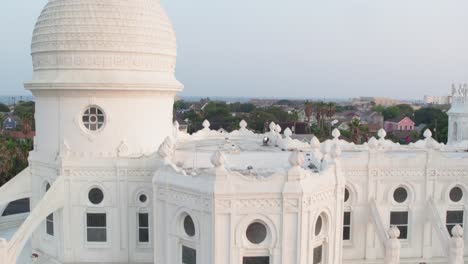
[{"left": 1, "top": 0, "right": 468, "bottom": 99}]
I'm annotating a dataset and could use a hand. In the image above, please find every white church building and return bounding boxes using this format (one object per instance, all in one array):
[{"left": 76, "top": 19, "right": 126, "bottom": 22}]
[{"left": 1, "top": 0, "right": 468, "bottom": 264}]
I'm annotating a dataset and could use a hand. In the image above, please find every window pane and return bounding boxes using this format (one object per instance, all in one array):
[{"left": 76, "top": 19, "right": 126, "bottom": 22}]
[
  {"left": 46, "top": 220, "right": 54, "bottom": 236},
  {"left": 313, "top": 245, "right": 323, "bottom": 264},
  {"left": 393, "top": 188, "right": 408, "bottom": 203},
  {"left": 88, "top": 188, "right": 104, "bottom": 205},
  {"left": 139, "top": 213, "right": 149, "bottom": 227},
  {"left": 343, "top": 212, "right": 351, "bottom": 225},
  {"left": 2, "top": 198, "right": 30, "bottom": 216},
  {"left": 139, "top": 228, "right": 149, "bottom": 243},
  {"left": 450, "top": 187, "right": 463, "bottom": 202},
  {"left": 182, "top": 246, "right": 196, "bottom": 264},
  {"left": 447, "top": 211, "right": 464, "bottom": 224},
  {"left": 343, "top": 226, "right": 350, "bottom": 240},
  {"left": 82, "top": 116, "right": 89, "bottom": 122},
  {"left": 397, "top": 226, "right": 408, "bottom": 239},
  {"left": 246, "top": 222, "right": 267, "bottom": 244},
  {"left": 390, "top": 212, "right": 408, "bottom": 225},
  {"left": 87, "top": 213, "right": 106, "bottom": 227},
  {"left": 87, "top": 228, "right": 107, "bottom": 242},
  {"left": 243, "top": 257, "right": 270, "bottom": 264},
  {"left": 90, "top": 107, "right": 97, "bottom": 114},
  {"left": 184, "top": 215, "right": 196, "bottom": 237}
]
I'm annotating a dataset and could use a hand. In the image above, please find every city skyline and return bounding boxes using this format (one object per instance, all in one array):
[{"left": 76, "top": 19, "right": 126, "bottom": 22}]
[{"left": 1, "top": 0, "right": 467, "bottom": 99}]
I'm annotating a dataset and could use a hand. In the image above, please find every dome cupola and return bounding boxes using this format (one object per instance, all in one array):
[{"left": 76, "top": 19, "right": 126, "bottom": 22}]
[{"left": 26, "top": 0, "right": 182, "bottom": 91}]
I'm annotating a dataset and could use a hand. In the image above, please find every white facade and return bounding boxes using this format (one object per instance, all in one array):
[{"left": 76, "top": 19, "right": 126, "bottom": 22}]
[{"left": 1, "top": 1, "right": 468, "bottom": 264}]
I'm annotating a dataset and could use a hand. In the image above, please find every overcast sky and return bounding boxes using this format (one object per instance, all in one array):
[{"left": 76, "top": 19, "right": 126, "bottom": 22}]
[{"left": 1, "top": 0, "right": 468, "bottom": 99}]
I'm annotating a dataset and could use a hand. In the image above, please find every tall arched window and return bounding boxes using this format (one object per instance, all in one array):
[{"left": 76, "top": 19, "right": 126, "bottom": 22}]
[
  {"left": 179, "top": 213, "right": 197, "bottom": 264},
  {"left": 86, "top": 187, "right": 107, "bottom": 243},
  {"left": 447, "top": 186, "right": 464, "bottom": 236},
  {"left": 137, "top": 193, "right": 150, "bottom": 244},
  {"left": 343, "top": 187, "right": 352, "bottom": 241},
  {"left": 390, "top": 186, "right": 410, "bottom": 240},
  {"left": 243, "top": 220, "right": 271, "bottom": 264},
  {"left": 312, "top": 213, "right": 328, "bottom": 264},
  {"left": 44, "top": 182, "right": 54, "bottom": 236}
]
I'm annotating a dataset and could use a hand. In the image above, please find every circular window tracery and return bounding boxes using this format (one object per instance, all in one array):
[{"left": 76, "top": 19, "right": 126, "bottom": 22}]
[
  {"left": 246, "top": 222, "right": 267, "bottom": 244},
  {"left": 88, "top": 188, "right": 104, "bottom": 205},
  {"left": 450, "top": 187, "right": 463, "bottom": 203},
  {"left": 183, "top": 215, "right": 195, "bottom": 237},
  {"left": 315, "top": 215, "right": 323, "bottom": 236},
  {"left": 82, "top": 106, "right": 105, "bottom": 132},
  {"left": 393, "top": 187, "right": 408, "bottom": 203}
]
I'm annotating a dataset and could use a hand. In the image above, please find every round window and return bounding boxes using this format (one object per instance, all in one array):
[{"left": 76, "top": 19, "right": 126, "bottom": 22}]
[
  {"left": 183, "top": 215, "right": 195, "bottom": 237},
  {"left": 139, "top": 194, "right": 148, "bottom": 203},
  {"left": 393, "top": 187, "right": 408, "bottom": 203},
  {"left": 88, "top": 188, "right": 104, "bottom": 205},
  {"left": 344, "top": 188, "right": 350, "bottom": 202},
  {"left": 315, "top": 215, "right": 323, "bottom": 236},
  {"left": 246, "top": 222, "right": 267, "bottom": 244},
  {"left": 82, "top": 106, "right": 105, "bottom": 132},
  {"left": 450, "top": 187, "right": 463, "bottom": 203}
]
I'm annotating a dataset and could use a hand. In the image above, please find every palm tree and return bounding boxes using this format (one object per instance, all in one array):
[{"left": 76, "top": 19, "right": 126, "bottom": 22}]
[{"left": 350, "top": 117, "right": 361, "bottom": 144}]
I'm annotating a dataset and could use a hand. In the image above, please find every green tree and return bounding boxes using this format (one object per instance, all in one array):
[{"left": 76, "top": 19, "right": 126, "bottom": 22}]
[
  {"left": 0, "top": 103, "right": 9, "bottom": 112},
  {"left": 414, "top": 107, "right": 448, "bottom": 143}
]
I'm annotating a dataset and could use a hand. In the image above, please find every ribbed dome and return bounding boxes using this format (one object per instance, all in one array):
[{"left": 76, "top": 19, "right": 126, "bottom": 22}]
[{"left": 28, "top": 0, "right": 182, "bottom": 91}]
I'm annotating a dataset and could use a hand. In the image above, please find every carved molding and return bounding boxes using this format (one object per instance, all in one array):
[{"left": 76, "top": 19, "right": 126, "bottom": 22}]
[{"left": 32, "top": 53, "right": 175, "bottom": 72}]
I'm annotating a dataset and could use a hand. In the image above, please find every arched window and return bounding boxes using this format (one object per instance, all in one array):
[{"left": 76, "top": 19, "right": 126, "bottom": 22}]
[
  {"left": 136, "top": 192, "right": 150, "bottom": 244},
  {"left": 390, "top": 186, "right": 410, "bottom": 239},
  {"left": 343, "top": 187, "right": 352, "bottom": 241},
  {"left": 243, "top": 221, "right": 271, "bottom": 264},
  {"left": 447, "top": 186, "right": 464, "bottom": 236},
  {"left": 312, "top": 213, "right": 328, "bottom": 264},
  {"left": 179, "top": 213, "right": 197, "bottom": 264},
  {"left": 86, "top": 187, "right": 106, "bottom": 243},
  {"left": 45, "top": 182, "right": 54, "bottom": 236}
]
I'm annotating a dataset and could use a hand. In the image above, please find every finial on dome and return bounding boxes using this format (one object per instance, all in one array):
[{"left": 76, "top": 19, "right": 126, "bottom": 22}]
[
  {"left": 239, "top": 120, "right": 248, "bottom": 129},
  {"left": 332, "top": 128, "right": 341, "bottom": 139},
  {"left": 423, "top": 129, "right": 432, "bottom": 139},
  {"left": 378, "top": 128, "right": 387, "bottom": 139},
  {"left": 276, "top": 124, "right": 282, "bottom": 133},
  {"left": 202, "top": 120, "right": 211, "bottom": 129},
  {"left": 310, "top": 136, "right": 321, "bottom": 148},
  {"left": 269, "top": 122, "right": 276, "bottom": 132}
]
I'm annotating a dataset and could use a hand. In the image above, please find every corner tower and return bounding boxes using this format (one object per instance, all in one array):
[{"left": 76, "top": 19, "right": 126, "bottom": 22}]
[
  {"left": 24, "top": 0, "right": 182, "bottom": 262},
  {"left": 27, "top": 0, "right": 182, "bottom": 157},
  {"left": 448, "top": 84, "right": 468, "bottom": 144}
]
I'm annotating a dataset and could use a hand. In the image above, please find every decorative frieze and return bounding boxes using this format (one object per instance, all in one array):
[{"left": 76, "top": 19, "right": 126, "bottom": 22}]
[{"left": 32, "top": 53, "right": 175, "bottom": 72}]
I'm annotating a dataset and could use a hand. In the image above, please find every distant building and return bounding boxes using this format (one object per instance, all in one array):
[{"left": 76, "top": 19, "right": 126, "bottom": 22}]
[
  {"left": 424, "top": 95, "right": 452, "bottom": 105},
  {"left": 352, "top": 97, "right": 401, "bottom": 107},
  {"left": 2, "top": 116, "right": 17, "bottom": 130},
  {"left": 384, "top": 117, "right": 415, "bottom": 132}
]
